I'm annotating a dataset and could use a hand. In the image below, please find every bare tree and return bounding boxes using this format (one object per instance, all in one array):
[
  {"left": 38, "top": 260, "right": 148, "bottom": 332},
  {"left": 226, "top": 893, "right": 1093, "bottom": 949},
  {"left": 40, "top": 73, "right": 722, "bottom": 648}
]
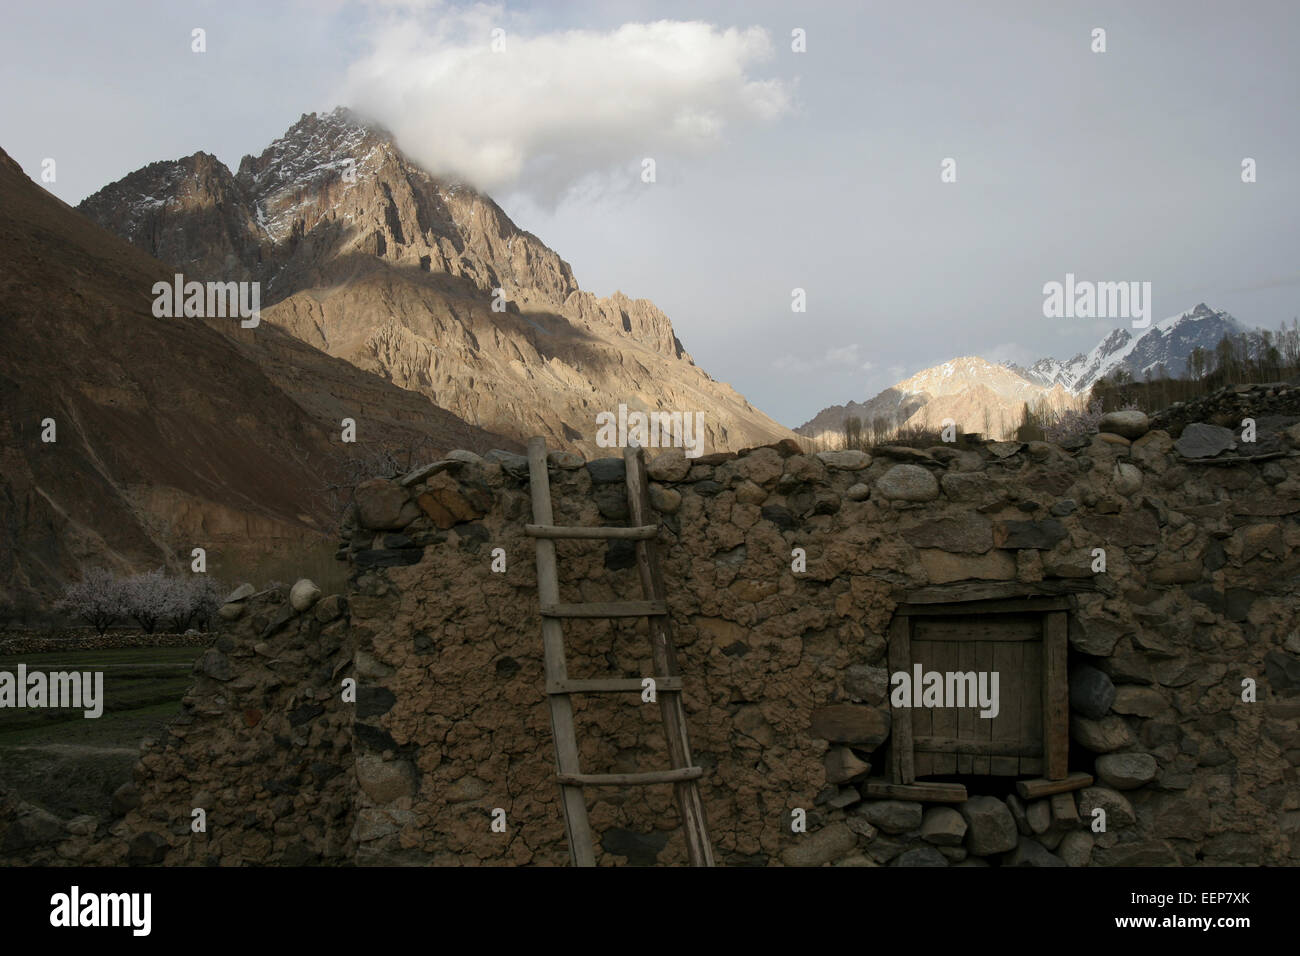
[
  {"left": 871, "top": 416, "right": 890, "bottom": 445},
  {"left": 842, "top": 416, "right": 864, "bottom": 450}
]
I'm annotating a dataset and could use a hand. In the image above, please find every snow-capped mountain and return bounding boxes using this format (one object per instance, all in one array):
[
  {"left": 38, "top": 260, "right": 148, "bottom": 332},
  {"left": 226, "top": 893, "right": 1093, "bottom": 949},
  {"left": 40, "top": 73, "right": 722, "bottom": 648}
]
[
  {"left": 797, "top": 356, "right": 1074, "bottom": 442},
  {"left": 798, "top": 304, "right": 1252, "bottom": 445},
  {"left": 1007, "top": 303, "right": 1248, "bottom": 394}
]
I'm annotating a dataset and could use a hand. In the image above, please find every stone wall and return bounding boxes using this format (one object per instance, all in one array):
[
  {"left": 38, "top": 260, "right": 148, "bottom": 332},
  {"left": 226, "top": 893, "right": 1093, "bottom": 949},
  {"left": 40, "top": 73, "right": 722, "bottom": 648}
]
[
  {"left": 1150, "top": 380, "right": 1300, "bottom": 438},
  {"left": 338, "top": 409, "right": 1300, "bottom": 867},
  {"left": 6, "top": 400, "right": 1298, "bottom": 867},
  {"left": 1, "top": 585, "right": 356, "bottom": 866}
]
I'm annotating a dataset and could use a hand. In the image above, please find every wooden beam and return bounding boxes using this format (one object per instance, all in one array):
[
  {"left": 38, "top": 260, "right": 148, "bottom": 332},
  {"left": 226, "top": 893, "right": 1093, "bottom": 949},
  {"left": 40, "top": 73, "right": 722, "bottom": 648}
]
[
  {"left": 1015, "top": 771, "right": 1093, "bottom": 800},
  {"left": 526, "top": 524, "right": 658, "bottom": 540},
  {"left": 540, "top": 600, "right": 667, "bottom": 618},
  {"left": 899, "top": 580, "right": 1096, "bottom": 607},
  {"left": 863, "top": 780, "right": 968, "bottom": 803},
  {"left": 546, "top": 677, "right": 683, "bottom": 695},
  {"left": 897, "top": 596, "right": 1073, "bottom": 616},
  {"left": 557, "top": 767, "right": 704, "bottom": 787}
]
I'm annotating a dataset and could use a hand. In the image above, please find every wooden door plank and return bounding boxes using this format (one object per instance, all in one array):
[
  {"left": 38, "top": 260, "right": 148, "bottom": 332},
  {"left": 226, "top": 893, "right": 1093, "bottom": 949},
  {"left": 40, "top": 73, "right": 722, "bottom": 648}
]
[
  {"left": 887, "top": 615, "right": 914, "bottom": 784},
  {"left": 913, "top": 737, "right": 1041, "bottom": 756},
  {"left": 911, "top": 615, "right": 1042, "bottom": 642},
  {"left": 1043, "top": 611, "right": 1069, "bottom": 780},
  {"left": 971, "top": 637, "right": 993, "bottom": 775},
  {"left": 911, "top": 638, "right": 935, "bottom": 778},
  {"left": 931, "top": 640, "right": 958, "bottom": 775},
  {"left": 990, "top": 640, "right": 1020, "bottom": 775},
  {"left": 1019, "top": 638, "right": 1042, "bottom": 776},
  {"left": 956, "top": 638, "right": 976, "bottom": 775}
]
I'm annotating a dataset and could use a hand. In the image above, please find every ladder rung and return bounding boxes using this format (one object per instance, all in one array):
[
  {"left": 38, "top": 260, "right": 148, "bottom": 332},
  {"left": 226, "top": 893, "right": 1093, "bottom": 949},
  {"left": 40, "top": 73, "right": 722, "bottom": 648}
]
[
  {"left": 547, "top": 677, "right": 684, "bottom": 695},
  {"left": 556, "top": 767, "right": 704, "bottom": 787},
  {"left": 540, "top": 600, "right": 667, "bottom": 618},
  {"left": 526, "top": 524, "right": 658, "bottom": 540}
]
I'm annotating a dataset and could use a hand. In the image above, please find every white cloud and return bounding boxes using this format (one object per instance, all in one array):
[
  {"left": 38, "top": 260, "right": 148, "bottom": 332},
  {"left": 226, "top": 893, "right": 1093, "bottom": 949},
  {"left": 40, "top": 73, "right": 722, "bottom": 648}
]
[
  {"left": 823, "top": 344, "right": 874, "bottom": 369},
  {"left": 773, "top": 343, "right": 874, "bottom": 374},
  {"left": 982, "top": 341, "right": 1037, "bottom": 366},
  {"left": 339, "top": 2, "right": 791, "bottom": 204}
]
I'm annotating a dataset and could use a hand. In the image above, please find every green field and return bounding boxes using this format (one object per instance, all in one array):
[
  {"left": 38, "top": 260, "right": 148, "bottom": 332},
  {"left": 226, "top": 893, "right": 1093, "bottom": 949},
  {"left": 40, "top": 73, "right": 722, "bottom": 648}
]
[{"left": 0, "top": 646, "right": 200, "bottom": 817}]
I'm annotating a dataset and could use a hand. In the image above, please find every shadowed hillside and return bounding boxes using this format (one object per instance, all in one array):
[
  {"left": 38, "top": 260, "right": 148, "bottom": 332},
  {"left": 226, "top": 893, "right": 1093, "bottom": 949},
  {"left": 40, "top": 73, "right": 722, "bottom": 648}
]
[{"left": 0, "top": 146, "right": 511, "bottom": 603}]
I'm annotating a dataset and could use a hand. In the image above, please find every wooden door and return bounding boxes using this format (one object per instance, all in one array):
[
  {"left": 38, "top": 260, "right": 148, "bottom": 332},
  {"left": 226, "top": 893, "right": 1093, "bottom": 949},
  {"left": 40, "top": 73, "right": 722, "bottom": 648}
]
[{"left": 888, "top": 607, "right": 1068, "bottom": 783}]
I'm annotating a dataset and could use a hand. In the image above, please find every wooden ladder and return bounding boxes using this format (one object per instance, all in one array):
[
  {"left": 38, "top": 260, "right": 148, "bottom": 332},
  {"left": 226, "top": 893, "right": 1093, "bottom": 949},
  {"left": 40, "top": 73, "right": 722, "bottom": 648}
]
[{"left": 525, "top": 437, "right": 715, "bottom": 867}]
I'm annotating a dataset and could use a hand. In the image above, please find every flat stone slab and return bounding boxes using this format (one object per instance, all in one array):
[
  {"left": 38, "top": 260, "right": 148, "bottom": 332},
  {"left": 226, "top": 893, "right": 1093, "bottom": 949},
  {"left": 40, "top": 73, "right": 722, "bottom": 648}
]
[
  {"left": 483, "top": 449, "right": 529, "bottom": 478},
  {"left": 1174, "top": 422, "right": 1236, "bottom": 458},
  {"left": 399, "top": 459, "right": 465, "bottom": 486}
]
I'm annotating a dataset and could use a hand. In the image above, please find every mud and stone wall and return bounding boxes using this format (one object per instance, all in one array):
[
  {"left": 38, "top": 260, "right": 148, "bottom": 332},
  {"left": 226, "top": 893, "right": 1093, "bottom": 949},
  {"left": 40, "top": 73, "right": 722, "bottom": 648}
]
[
  {"left": 340, "top": 408, "right": 1300, "bottom": 867},
  {"left": 5, "top": 398, "right": 1299, "bottom": 867}
]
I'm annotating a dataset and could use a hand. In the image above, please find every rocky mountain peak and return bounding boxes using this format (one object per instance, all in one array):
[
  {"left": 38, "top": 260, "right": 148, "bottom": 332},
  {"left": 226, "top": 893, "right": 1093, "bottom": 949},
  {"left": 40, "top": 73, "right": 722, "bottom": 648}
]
[
  {"left": 235, "top": 107, "right": 389, "bottom": 201},
  {"left": 1009, "top": 304, "right": 1247, "bottom": 393},
  {"left": 74, "top": 110, "right": 793, "bottom": 456}
]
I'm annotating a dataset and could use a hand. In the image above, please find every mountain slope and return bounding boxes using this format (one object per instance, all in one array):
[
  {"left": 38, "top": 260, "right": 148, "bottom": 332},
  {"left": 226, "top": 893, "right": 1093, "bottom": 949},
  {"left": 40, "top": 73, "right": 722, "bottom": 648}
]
[
  {"left": 797, "top": 356, "right": 1074, "bottom": 442},
  {"left": 79, "top": 108, "right": 795, "bottom": 456},
  {"left": 0, "top": 145, "right": 509, "bottom": 602}
]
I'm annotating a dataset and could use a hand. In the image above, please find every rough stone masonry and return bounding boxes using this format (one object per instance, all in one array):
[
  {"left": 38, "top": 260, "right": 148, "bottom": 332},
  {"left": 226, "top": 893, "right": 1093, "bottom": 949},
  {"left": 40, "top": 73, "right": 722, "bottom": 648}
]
[{"left": 4, "top": 386, "right": 1299, "bottom": 867}]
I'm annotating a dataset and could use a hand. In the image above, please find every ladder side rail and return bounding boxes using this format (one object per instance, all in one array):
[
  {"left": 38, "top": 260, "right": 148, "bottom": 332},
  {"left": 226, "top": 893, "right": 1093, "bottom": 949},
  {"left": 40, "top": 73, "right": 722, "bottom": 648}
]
[
  {"left": 527, "top": 437, "right": 596, "bottom": 867},
  {"left": 623, "top": 446, "right": 716, "bottom": 866}
]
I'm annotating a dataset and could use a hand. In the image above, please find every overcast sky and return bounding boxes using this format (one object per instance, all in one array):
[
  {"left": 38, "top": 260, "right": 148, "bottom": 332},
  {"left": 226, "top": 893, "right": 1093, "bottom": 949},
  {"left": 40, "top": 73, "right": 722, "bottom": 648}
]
[{"left": 3, "top": 0, "right": 1298, "bottom": 427}]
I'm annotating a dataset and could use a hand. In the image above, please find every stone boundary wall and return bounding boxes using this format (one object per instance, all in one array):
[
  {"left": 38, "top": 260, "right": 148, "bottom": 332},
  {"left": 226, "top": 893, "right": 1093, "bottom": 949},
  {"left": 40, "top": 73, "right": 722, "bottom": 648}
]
[
  {"left": 0, "top": 630, "right": 210, "bottom": 655},
  {"left": 1150, "top": 380, "right": 1300, "bottom": 437},
  {"left": 340, "top": 409, "right": 1300, "bottom": 867}
]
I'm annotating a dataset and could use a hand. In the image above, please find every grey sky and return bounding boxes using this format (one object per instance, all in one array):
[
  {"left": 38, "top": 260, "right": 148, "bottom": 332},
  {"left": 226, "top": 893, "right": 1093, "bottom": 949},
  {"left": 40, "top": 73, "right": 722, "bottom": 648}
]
[{"left": 3, "top": 0, "right": 1297, "bottom": 427}]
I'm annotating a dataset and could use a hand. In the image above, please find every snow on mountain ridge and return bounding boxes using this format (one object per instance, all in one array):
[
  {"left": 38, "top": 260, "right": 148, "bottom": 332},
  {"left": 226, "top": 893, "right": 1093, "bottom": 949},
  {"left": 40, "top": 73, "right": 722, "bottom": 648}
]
[
  {"left": 1007, "top": 303, "right": 1246, "bottom": 393},
  {"left": 796, "top": 355, "right": 1075, "bottom": 441}
]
